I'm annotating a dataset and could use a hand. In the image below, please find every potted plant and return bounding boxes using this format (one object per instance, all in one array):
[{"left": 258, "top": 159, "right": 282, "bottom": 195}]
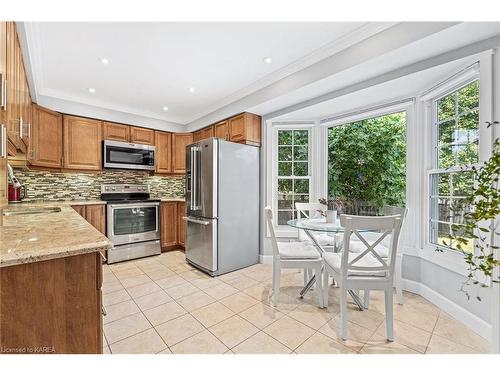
[
  {"left": 318, "top": 197, "right": 345, "bottom": 224},
  {"left": 441, "top": 121, "right": 499, "bottom": 300}
]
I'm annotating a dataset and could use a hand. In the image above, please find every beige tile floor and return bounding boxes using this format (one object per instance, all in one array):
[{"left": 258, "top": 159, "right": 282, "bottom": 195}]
[{"left": 101, "top": 250, "right": 491, "bottom": 354}]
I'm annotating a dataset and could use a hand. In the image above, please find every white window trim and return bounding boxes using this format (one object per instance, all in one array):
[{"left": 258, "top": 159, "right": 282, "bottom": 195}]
[
  {"left": 421, "top": 51, "right": 495, "bottom": 281},
  {"left": 266, "top": 121, "right": 316, "bottom": 238}
]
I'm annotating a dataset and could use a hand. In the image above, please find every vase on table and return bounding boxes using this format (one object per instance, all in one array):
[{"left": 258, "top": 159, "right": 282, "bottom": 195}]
[{"left": 325, "top": 210, "right": 337, "bottom": 224}]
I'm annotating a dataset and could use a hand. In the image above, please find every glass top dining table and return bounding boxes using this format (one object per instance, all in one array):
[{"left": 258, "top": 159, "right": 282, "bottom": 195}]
[{"left": 286, "top": 217, "right": 367, "bottom": 310}]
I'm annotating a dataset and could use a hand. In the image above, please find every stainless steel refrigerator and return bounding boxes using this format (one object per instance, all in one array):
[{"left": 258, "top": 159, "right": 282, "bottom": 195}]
[{"left": 185, "top": 138, "right": 259, "bottom": 276}]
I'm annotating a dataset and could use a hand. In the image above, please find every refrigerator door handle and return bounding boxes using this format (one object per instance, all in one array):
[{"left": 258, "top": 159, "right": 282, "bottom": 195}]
[
  {"left": 183, "top": 216, "right": 210, "bottom": 226},
  {"left": 190, "top": 147, "right": 195, "bottom": 210}
]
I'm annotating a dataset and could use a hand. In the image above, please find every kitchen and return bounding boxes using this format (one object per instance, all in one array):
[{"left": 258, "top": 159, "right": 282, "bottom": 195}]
[{"left": 1, "top": 7, "right": 499, "bottom": 366}]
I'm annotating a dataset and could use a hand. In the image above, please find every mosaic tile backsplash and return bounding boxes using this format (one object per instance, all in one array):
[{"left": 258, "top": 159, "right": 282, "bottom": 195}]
[{"left": 13, "top": 167, "right": 186, "bottom": 202}]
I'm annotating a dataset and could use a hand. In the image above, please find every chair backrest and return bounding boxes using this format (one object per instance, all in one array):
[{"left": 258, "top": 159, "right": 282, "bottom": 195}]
[
  {"left": 340, "top": 214, "right": 403, "bottom": 280},
  {"left": 295, "top": 203, "right": 326, "bottom": 219},
  {"left": 383, "top": 205, "right": 408, "bottom": 220},
  {"left": 264, "top": 206, "right": 280, "bottom": 258}
]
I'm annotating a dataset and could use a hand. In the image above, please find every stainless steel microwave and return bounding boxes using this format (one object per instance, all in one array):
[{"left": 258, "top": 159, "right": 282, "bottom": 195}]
[{"left": 103, "top": 140, "right": 156, "bottom": 171}]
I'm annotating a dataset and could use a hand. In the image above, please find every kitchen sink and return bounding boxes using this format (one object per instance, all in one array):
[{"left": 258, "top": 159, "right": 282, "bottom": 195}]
[{"left": 2, "top": 206, "right": 62, "bottom": 216}]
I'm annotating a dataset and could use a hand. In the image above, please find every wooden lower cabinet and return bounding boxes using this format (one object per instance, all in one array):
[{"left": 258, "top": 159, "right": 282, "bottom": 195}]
[
  {"left": 85, "top": 205, "right": 106, "bottom": 234},
  {"left": 160, "top": 202, "right": 178, "bottom": 249},
  {"left": 71, "top": 204, "right": 106, "bottom": 235},
  {"left": 160, "top": 201, "right": 185, "bottom": 251},
  {"left": 177, "top": 202, "right": 186, "bottom": 247},
  {"left": 0, "top": 252, "right": 103, "bottom": 353}
]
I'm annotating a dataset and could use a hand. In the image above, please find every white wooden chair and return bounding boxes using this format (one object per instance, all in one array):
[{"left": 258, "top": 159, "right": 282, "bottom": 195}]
[
  {"left": 322, "top": 214, "right": 403, "bottom": 341},
  {"left": 295, "top": 203, "right": 337, "bottom": 247},
  {"left": 349, "top": 206, "right": 408, "bottom": 306},
  {"left": 264, "top": 206, "right": 324, "bottom": 308}
]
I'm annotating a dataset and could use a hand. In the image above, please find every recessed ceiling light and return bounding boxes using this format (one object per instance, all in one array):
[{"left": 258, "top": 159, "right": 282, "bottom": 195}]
[
  {"left": 189, "top": 87, "right": 196, "bottom": 93},
  {"left": 263, "top": 57, "right": 272, "bottom": 64},
  {"left": 88, "top": 87, "right": 96, "bottom": 94},
  {"left": 162, "top": 106, "right": 169, "bottom": 111},
  {"left": 99, "top": 57, "right": 109, "bottom": 64}
]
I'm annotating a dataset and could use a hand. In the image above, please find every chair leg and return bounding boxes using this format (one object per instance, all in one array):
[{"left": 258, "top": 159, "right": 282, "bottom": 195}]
[
  {"left": 314, "top": 264, "right": 324, "bottom": 308},
  {"left": 364, "top": 290, "right": 370, "bottom": 309},
  {"left": 395, "top": 254, "right": 404, "bottom": 305},
  {"left": 340, "top": 288, "right": 348, "bottom": 340},
  {"left": 272, "top": 261, "right": 281, "bottom": 306},
  {"left": 322, "top": 268, "right": 329, "bottom": 308},
  {"left": 303, "top": 268, "right": 310, "bottom": 287},
  {"left": 385, "top": 287, "right": 394, "bottom": 341}
]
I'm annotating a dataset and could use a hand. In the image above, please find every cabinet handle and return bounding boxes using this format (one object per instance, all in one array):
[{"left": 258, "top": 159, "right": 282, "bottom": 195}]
[
  {"left": 0, "top": 75, "right": 6, "bottom": 110},
  {"left": 1, "top": 124, "right": 6, "bottom": 158}
]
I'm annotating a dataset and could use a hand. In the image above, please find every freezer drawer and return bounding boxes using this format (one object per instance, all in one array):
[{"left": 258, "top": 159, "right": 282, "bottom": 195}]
[{"left": 185, "top": 216, "right": 217, "bottom": 272}]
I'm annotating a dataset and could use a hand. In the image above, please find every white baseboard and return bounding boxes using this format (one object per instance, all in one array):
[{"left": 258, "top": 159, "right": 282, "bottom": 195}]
[
  {"left": 403, "top": 279, "right": 492, "bottom": 341},
  {"left": 259, "top": 254, "right": 273, "bottom": 265}
]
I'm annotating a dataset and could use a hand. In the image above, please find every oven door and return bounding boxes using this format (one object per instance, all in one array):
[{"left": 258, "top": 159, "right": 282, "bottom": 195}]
[
  {"left": 107, "top": 202, "right": 160, "bottom": 245},
  {"left": 104, "top": 140, "right": 155, "bottom": 171}
]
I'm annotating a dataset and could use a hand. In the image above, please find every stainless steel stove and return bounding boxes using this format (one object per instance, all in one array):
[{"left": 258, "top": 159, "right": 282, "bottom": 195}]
[{"left": 101, "top": 184, "right": 161, "bottom": 264}]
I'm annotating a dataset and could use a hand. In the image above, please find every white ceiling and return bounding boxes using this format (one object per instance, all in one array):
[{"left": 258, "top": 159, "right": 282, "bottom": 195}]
[{"left": 24, "top": 22, "right": 381, "bottom": 125}]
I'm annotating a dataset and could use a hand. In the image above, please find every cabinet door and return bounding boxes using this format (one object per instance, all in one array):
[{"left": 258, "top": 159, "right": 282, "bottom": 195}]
[
  {"left": 71, "top": 205, "right": 86, "bottom": 218},
  {"left": 0, "top": 124, "right": 7, "bottom": 205},
  {"left": 6, "top": 22, "right": 21, "bottom": 154},
  {"left": 172, "top": 133, "right": 193, "bottom": 173},
  {"left": 0, "top": 22, "right": 6, "bottom": 122},
  {"left": 177, "top": 202, "right": 186, "bottom": 247},
  {"left": 155, "top": 131, "right": 172, "bottom": 174},
  {"left": 103, "top": 122, "right": 129, "bottom": 142},
  {"left": 30, "top": 105, "right": 62, "bottom": 168},
  {"left": 201, "top": 126, "right": 214, "bottom": 140},
  {"left": 130, "top": 126, "right": 154, "bottom": 145},
  {"left": 63, "top": 115, "right": 102, "bottom": 170},
  {"left": 214, "top": 121, "right": 228, "bottom": 140},
  {"left": 160, "top": 202, "right": 178, "bottom": 248},
  {"left": 228, "top": 114, "right": 245, "bottom": 142},
  {"left": 85, "top": 205, "right": 106, "bottom": 234}
]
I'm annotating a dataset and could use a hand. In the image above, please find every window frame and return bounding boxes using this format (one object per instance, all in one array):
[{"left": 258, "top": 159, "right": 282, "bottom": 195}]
[
  {"left": 428, "top": 78, "right": 481, "bottom": 254},
  {"left": 268, "top": 123, "right": 315, "bottom": 237}
]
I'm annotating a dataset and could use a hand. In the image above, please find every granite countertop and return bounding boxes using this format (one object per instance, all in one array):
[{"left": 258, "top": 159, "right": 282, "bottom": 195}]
[
  {"left": 5, "top": 199, "right": 107, "bottom": 207},
  {"left": 159, "top": 197, "right": 185, "bottom": 202},
  {"left": 0, "top": 203, "right": 112, "bottom": 268}
]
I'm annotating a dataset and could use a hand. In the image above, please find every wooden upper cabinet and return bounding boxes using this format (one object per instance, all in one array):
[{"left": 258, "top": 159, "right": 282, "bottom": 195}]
[
  {"left": 6, "top": 22, "right": 21, "bottom": 154},
  {"left": 214, "top": 120, "right": 229, "bottom": 141},
  {"left": 228, "top": 113, "right": 261, "bottom": 146},
  {"left": 0, "top": 22, "right": 6, "bottom": 123},
  {"left": 193, "top": 126, "right": 214, "bottom": 142},
  {"left": 30, "top": 105, "right": 63, "bottom": 168},
  {"left": 130, "top": 126, "right": 154, "bottom": 145},
  {"left": 103, "top": 122, "right": 130, "bottom": 142},
  {"left": 172, "top": 133, "right": 193, "bottom": 173},
  {"left": 160, "top": 202, "right": 178, "bottom": 248},
  {"left": 155, "top": 131, "right": 172, "bottom": 174},
  {"left": 85, "top": 204, "right": 106, "bottom": 235},
  {"left": 63, "top": 115, "right": 102, "bottom": 170}
]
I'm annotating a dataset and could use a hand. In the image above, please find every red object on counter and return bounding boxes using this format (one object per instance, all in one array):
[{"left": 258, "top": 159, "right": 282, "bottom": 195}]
[{"left": 8, "top": 183, "right": 26, "bottom": 202}]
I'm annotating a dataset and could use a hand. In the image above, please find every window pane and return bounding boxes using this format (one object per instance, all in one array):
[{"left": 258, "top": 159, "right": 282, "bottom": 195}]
[
  {"left": 294, "top": 179, "right": 309, "bottom": 194},
  {"left": 294, "top": 194, "right": 309, "bottom": 204},
  {"left": 328, "top": 111, "right": 406, "bottom": 208},
  {"left": 278, "top": 179, "right": 292, "bottom": 194},
  {"left": 458, "top": 81, "right": 479, "bottom": 114},
  {"left": 437, "top": 93, "right": 455, "bottom": 122},
  {"left": 277, "top": 195, "right": 293, "bottom": 209},
  {"left": 294, "top": 162, "right": 308, "bottom": 176},
  {"left": 438, "top": 119, "right": 455, "bottom": 144},
  {"left": 293, "top": 146, "right": 308, "bottom": 161},
  {"left": 293, "top": 130, "right": 308, "bottom": 145},
  {"left": 452, "top": 170, "right": 474, "bottom": 197},
  {"left": 278, "top": 162, "right": 292, "bottom": 176},
  {"left": 430, "top": 221, "right": 473, "bottom": 254},
  {"left": 278, "top": 210, "right": 294, "bottom": 225},
  {"left": 278, "top": 130, "right": 292, "bottom": 145},
  {"left": 438, "top": 145, "right": 455, "bottom": 169},
  {"left": 278, "top": 146, "right": 292, "bottom": 161}
]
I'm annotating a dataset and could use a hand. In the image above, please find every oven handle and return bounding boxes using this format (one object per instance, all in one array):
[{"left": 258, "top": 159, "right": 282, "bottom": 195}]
[{"left": 107, "top": 202, "right": 160, "bottom": 209}]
